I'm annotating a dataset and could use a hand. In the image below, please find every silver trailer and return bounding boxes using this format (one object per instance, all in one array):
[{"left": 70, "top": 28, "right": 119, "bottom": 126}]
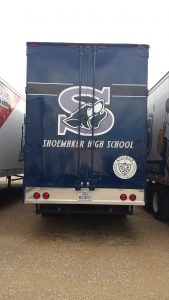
[
  {"left": 147, "top": 71, "right": 169, "bottom": 219},
  {"left": 0, "top": 77, "right": 25, "bottom": 187}
]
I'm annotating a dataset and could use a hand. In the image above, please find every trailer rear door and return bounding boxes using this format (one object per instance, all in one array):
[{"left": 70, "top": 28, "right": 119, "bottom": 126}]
[{"left": 25, "top": 43, "right": 148, "bottom": 203}]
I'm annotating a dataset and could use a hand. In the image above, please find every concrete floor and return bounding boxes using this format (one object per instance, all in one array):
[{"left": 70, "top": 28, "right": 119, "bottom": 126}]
[{"left": 0, "top": 178, "right": 169, "bottom": 299}]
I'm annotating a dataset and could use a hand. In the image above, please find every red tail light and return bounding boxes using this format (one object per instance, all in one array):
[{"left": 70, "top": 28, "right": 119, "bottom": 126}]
[
  {"left": 129, "top": 194, "right": 136, "bottom": 201},
  {"left": 43, "top": 192, "right": 50, "bottom": 199},
  {"left": 120, "top": 194, "right": 127, "bottom": 201},
  {"left": 33, "top": 192, "right": 40, "bottom": 199}
]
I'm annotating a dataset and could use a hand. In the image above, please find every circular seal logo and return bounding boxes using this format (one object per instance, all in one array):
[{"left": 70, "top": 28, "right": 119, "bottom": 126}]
[{"left": 113, "top": 156, "right": 137, "bottom": 179}]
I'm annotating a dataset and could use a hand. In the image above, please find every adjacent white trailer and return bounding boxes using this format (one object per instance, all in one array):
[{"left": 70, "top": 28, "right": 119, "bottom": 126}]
[
  {"left": 0, "top": 77, "right": 25, "bottom": 186},
  {"left": 147, "top": 71, "right": 169, "bottom": 219}
]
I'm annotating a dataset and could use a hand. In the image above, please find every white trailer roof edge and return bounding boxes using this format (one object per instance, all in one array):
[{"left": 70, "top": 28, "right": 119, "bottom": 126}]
[
  {"left": 0, "top": 76, "right": 25, "bottom": 100},
  {"left": 149, "top": 71, "right": 169, "bottom": 95}
]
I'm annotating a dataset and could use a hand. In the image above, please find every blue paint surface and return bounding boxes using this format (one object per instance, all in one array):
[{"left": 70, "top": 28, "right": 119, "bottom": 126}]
[{"left": 25, "top": 43, "right": 149, "bottom": 189}]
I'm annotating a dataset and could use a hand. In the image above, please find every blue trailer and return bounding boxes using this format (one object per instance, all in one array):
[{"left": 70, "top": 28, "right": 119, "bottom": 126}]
[{"left": 24, "top": 42, "right": 149, "bottom": 215}]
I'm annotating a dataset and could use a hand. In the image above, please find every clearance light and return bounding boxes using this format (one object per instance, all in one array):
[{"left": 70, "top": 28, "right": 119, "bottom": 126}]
[
  {"left": 33, "top": 192, "right": 40, "bottom": 199},
  {"left": 129, "top": 194, "right": 136, "bottom": 201},
  {"left": 120, "top": 194, "right": 127, "bottom": 201},
  {"left": 43, "top": 192, "right": 50, "bottom": 199},
  {"left": 98, "top": 44, "right": 107, "bottom": 48},
  {"left": 69, "top": 44, "right": 77, "bottom": 48},
  {"left": 31, "top": 43, "right": 37, "bottom": 47}
]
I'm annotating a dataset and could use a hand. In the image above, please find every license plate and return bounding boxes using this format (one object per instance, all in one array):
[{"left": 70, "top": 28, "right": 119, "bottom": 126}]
[{"left": 78, "top": 188, "right": 92, "bottom": 201}]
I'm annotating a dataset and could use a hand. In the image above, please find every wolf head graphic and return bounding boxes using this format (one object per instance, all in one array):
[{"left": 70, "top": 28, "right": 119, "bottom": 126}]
[{"left": 63, "top": 98, "right": 107, "bottom": 130}]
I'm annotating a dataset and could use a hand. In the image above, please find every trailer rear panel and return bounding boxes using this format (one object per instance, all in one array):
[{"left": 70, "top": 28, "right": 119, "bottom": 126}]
[{"left": 25, "top": 43, "right": 148, "bottom": 209}]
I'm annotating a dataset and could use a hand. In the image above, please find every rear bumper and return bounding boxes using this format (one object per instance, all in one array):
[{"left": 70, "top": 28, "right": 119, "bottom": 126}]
[
  {"left": 25, "top": 187, "right": 144, "bottom": 206},
  {"left": 36, "top": 203, "right": 133, "bottom": 215}
]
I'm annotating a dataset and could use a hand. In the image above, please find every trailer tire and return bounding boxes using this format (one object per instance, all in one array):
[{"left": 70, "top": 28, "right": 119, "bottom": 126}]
[
  {"left": 152, "top": 187, "right": 167, "bottom": 220},
  {"left": 152, "top": 191, "right": 160, "bottom": 219}
]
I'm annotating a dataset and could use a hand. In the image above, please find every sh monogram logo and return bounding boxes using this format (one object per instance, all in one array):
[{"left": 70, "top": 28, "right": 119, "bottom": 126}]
[{"left": 58, "top": 86, "right": 114, "bottom": 136}]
